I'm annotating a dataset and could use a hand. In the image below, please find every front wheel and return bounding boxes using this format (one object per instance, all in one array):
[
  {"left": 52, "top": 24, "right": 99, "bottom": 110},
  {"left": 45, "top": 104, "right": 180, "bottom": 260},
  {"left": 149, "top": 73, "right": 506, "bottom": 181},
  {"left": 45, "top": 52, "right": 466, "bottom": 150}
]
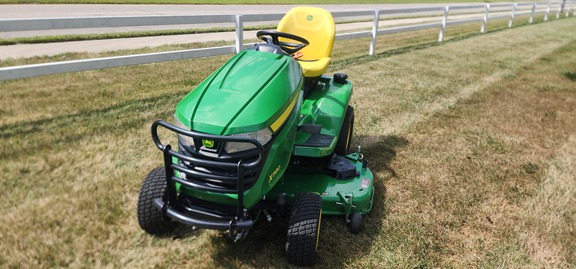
[
  {"left": 137, "top": 167, "right": 177, "bottom": 235},
  {"left": 286, "top": 192, "right": 322, "bottom": 266},
  {"left": 348, "top": 213, "right": 363, "bottom": 234}
]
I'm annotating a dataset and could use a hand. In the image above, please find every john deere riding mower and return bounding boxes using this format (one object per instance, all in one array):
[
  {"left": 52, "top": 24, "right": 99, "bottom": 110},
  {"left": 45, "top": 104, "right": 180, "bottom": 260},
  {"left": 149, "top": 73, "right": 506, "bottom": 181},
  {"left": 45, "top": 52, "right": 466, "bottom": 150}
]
[{"left": 137, "top": 7, "right": 374, "bottom": 266}]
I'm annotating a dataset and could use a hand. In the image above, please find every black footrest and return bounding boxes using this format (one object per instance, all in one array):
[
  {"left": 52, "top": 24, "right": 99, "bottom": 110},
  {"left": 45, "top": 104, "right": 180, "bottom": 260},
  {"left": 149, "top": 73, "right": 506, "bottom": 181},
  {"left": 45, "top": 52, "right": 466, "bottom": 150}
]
[
  {"left": 298, "top": 124, "right": 322, "bottom": 134},
  {"left": 296, "top": 134, "right": 334, "bottom": 148}
]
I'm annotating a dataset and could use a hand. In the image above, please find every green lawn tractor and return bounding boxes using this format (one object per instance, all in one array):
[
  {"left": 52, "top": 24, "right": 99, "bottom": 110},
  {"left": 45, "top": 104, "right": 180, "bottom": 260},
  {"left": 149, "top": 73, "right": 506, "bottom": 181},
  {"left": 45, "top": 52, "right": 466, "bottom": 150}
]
[{"left": 137, "top": 6, "right": 374, "bottom": 266}]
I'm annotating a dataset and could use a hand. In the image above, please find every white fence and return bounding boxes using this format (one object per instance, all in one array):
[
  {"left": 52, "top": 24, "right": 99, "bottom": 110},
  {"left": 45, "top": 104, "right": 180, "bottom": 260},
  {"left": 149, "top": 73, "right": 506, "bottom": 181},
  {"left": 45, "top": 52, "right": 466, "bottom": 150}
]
[{"left": 0, "top": 1, "right": 573, "bottom": 81}]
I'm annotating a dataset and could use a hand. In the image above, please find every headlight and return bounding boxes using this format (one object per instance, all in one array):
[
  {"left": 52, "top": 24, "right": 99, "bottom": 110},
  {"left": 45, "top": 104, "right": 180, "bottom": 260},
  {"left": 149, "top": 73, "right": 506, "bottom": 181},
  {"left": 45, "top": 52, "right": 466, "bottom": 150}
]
[
  {"left": 225, "top": 128, "right": 272, "bottom": 153},
  {"left": 174, "top": 117, "right": 195, "bottom": 148}
]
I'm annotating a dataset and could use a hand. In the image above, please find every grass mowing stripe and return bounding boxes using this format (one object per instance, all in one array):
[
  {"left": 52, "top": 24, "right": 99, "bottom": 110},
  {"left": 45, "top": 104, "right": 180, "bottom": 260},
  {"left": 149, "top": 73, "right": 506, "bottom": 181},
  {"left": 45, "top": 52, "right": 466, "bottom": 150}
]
[
  {"left": 521, "top": 134, "right": 576, "bottom": 266},
  {"left": 0, "top": 90, "right": 185, "bottom": 160},
  {"left": 348, "top": 22, "right": 574, "bottom": 141},
  {"left": 363, "top": 42, "right": 576, "bottom": 267}
]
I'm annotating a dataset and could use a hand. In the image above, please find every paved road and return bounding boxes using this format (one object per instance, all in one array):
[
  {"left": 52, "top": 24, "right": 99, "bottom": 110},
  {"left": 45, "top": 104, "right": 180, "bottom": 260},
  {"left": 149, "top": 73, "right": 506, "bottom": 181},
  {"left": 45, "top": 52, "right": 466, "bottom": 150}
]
[
  {"left": 0, "top": 4, "right": 480, "bottom": 60},
  {"left": 0, "top": 4, "right": 453, "bottom": 18}
]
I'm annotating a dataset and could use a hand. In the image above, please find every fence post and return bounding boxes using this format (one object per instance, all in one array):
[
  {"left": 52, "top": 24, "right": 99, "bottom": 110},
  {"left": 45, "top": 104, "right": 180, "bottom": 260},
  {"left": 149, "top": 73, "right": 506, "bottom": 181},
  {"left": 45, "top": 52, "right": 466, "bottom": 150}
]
[
  {"left": 509, "top": 3, "right": 517, "bottom": 27},
  {"left": 544, "top": 0, "right": 551, "bottom": 21},
  {"left": 235, "top": 15, "right": 243, "bottom": 54},
  {"left": 369, "top": 9, "right": 380, "bottom": 56},
  {"left": 557, "top": 2, "right": 562, "bottom": 18},
  {"left": 481, "top": 3, "right": 490, "bottom": 33},
  {"left": 438, "top": 6, "right": 450, "bottom": 43},
  {"left": 530, "top": 3, "right": 536, "bottom": 24}
]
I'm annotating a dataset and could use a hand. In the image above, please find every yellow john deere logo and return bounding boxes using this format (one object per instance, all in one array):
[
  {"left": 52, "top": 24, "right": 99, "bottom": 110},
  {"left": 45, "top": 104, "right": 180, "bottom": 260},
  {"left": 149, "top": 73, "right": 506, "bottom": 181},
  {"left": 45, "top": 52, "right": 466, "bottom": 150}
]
[
  {"left": 269, "top": 165, "right": 281, "bottom": 183},
  {"left": 202, "top": 139, "right": 215, "bottom": 148}
]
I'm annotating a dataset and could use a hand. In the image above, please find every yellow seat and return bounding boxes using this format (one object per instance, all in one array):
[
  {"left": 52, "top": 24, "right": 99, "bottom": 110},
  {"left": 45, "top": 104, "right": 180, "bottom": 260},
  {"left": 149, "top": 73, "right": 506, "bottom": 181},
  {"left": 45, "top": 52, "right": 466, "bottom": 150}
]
[{"left": 277, "top": 7, "right": 335, "bottom": 78}]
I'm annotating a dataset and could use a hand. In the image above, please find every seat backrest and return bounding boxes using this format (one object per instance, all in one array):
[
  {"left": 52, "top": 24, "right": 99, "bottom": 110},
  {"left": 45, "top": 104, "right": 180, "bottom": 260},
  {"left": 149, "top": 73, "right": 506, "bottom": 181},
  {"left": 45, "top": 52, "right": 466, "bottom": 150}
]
[{"left": 277, "top": 7, "right": 335, "bottom": 61}]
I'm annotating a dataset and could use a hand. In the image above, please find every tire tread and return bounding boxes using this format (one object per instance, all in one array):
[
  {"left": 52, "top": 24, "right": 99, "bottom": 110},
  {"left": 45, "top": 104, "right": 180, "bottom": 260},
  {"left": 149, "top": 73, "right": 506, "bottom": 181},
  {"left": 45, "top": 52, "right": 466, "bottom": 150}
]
[
  {"left": 137, "top": 167, "right": 177, "bottom": 235},
  {"left": 286, "top": 192, "right": 322, "bottom": 266}
]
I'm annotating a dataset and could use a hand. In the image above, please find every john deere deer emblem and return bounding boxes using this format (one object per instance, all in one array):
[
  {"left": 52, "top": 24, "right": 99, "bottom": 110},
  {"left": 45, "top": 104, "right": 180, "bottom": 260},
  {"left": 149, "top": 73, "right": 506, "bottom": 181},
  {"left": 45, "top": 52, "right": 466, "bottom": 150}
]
[{"left": 202, "top": 139, "right": 215, "bottom": 148}]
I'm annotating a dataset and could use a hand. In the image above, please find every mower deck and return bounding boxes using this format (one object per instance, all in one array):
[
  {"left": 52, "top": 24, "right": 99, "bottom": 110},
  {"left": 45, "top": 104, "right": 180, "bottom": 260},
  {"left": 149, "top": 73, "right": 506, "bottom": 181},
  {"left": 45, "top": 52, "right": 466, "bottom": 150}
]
[{"left": 269, "top": 151, "right": 374, "bottom": 216}]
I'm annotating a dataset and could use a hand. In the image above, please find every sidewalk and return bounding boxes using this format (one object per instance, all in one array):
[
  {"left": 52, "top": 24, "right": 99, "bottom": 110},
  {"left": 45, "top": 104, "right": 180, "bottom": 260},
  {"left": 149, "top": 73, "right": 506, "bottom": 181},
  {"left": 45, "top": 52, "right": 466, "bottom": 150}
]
[{"left": 0, "top": 18, "right": 444, "bottom": 60}]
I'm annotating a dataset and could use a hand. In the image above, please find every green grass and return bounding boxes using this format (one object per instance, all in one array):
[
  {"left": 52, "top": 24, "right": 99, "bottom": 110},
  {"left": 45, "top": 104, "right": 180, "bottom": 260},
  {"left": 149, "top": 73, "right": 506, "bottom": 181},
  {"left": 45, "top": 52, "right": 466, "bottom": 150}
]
[
  {"left": 0, "top": 26, "right": 277, "bottom": 46},
  {"left": 0, "top": 0, "right": 532, "bottom": 4},
  {"left": 0, "top": 17, "right": 575, "bottom": 268}
]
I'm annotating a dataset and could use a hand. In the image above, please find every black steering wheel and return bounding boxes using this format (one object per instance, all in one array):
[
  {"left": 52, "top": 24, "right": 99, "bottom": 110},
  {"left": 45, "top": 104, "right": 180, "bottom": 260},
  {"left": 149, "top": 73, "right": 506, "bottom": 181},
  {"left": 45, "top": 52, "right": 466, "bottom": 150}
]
[{"left": 256, "top": 30, "right": 309, "bottom": 55}]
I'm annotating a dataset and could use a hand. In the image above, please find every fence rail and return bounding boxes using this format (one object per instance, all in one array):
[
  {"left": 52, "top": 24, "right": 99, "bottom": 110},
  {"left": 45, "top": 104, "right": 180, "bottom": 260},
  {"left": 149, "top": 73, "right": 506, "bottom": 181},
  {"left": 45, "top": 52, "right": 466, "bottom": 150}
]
[{"left": 0, "top": 1, "right": 573, "bottom": 81}]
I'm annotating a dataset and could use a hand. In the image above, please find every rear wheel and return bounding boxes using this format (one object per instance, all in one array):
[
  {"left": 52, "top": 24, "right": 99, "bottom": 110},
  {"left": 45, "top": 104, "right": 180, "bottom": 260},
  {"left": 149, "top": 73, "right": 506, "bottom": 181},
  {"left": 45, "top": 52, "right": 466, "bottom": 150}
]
[
  {"left": 137, "top": 167, "right": 177, "bottom": 235},
  {"left": 335, "top": 105, "right": 354, "bottom": 156},
  {"left": 286, "top": 192, "right": 322, "bottom": 266}
]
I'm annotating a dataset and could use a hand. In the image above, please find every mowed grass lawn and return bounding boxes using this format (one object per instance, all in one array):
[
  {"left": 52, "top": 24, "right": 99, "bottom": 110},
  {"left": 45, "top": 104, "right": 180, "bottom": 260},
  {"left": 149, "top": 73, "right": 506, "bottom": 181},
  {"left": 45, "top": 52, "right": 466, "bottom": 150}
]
[{"left": 1, "top": 18, "right": 575, "bottom": 268}]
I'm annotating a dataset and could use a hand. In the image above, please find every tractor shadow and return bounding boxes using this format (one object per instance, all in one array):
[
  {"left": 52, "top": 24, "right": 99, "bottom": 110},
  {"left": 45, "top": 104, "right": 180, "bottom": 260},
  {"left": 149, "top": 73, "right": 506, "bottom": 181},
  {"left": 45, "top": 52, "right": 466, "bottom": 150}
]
[
  {"left": 564, "top": 71, "right": 576, "bottom": 81},
  {"left": 209, "top": 135, "right": 409, "bottom": 268}
]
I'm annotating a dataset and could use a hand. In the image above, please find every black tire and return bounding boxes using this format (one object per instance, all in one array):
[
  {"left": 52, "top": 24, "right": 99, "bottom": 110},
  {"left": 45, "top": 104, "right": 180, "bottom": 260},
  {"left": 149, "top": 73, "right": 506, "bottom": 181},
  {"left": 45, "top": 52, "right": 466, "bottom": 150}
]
[
  {"left": 137, "top": 167, "right": 177, "bottom": 235},
  {"left": 335, "top": 105, "right": 354, "bottom": 156},
  {"left": 286, "top": 192, "right": 322, "bottom": 266},
  {"left": 348, "top": 213, "right": 362, "bottom": 234}
]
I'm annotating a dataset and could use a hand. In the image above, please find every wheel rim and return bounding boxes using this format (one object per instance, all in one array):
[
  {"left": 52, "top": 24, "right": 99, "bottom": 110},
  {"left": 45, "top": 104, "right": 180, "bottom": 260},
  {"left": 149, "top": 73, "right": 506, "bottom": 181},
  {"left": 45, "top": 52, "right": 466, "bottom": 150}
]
[
  {"left": 316, "top": 209, "right": 322, "bottom": 251},
  {"left": 345, "top": 124, "right": 352, "bottom": 151}
]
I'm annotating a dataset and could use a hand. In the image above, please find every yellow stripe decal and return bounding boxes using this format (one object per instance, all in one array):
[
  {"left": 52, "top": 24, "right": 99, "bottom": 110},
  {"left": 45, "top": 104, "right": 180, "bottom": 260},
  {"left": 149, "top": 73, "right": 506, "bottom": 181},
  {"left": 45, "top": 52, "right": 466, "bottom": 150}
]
[{"left": 270, "top": 92, "right": 299, "bottom": 133}]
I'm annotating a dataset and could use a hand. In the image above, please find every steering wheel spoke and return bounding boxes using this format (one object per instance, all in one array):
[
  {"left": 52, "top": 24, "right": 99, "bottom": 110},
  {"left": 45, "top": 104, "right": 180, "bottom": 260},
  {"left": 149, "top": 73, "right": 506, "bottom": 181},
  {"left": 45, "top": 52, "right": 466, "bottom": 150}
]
[{"left": 256, "top": 30, "right": 309, "bottom": 55}]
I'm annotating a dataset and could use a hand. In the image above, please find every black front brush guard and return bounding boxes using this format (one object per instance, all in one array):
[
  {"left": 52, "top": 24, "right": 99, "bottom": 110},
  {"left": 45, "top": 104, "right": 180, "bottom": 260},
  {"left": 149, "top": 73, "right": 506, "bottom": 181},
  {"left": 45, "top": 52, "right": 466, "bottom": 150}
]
[{"left": 150, "top": 120, "right": 265, "bottom": 233}]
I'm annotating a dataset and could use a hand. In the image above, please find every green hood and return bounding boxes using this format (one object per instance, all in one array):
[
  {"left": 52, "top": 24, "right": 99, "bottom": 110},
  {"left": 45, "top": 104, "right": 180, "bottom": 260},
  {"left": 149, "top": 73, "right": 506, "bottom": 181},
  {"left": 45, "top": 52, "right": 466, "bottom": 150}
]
[{"left": 175, "top": 50, "right": 303, "bottom": 135}]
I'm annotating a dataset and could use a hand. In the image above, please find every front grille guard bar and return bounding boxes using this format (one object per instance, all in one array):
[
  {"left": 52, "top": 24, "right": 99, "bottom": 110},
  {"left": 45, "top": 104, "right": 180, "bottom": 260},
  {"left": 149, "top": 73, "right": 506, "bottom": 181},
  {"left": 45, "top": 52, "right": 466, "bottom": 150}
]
[{"left": 151, "top": 120, "right": 264, "bottom": 228}]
